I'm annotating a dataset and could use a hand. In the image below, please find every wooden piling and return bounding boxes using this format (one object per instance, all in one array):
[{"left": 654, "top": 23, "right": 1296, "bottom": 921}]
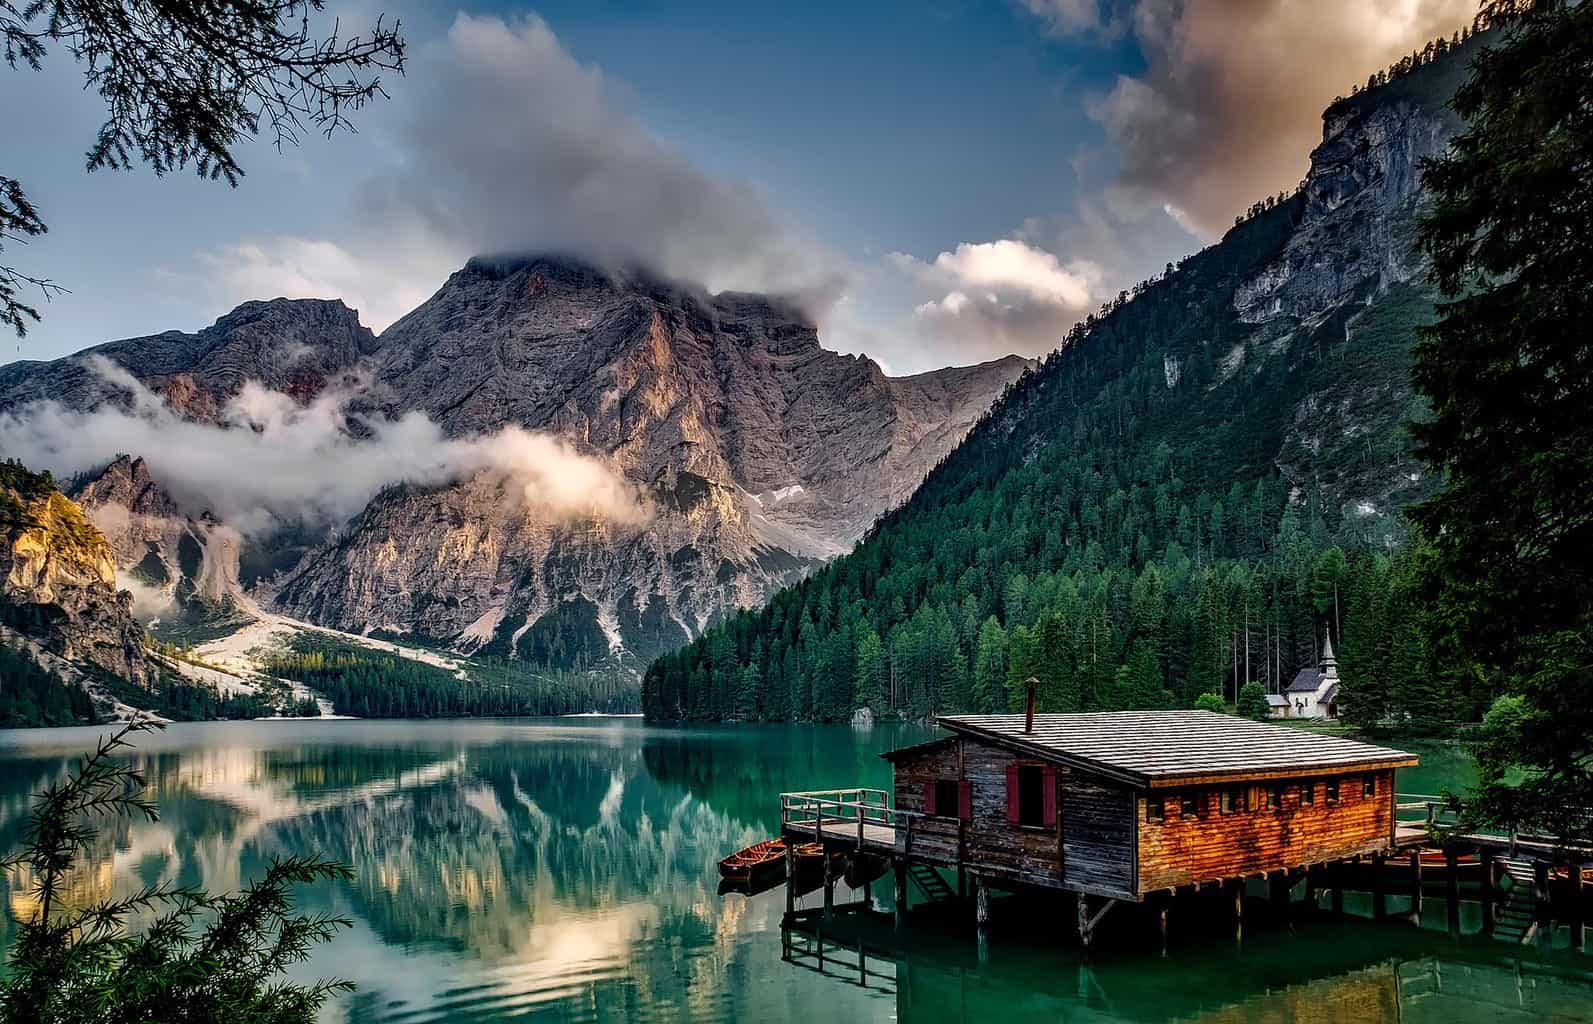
[
  {"left": 786, "top": 843, "right": 797, "bottom": 916},
  {"left": 1231, "top": 878, "right": 1244, "bottom": 944},
  {"left": 1572, "top": 862, "right": 1585, "bottom": 950},
  {"left": 1372, "top": 853, "right": 1387, "bottom": 919},
  {"left": 1534, "top": 861, "right": 1551, "bottom": 942},
  {"left": 893, "top": 859, "right": 908, "bottom": 930},
  {"left": 1157, "top": 895, "right": 1169, "bottom": 956},
  {"left": 1480, "top": 849, "right": 1495, "bottom": 936},
  {"left": 975, "top": 875, "right": 990, "bottom": 935},
  {"left": 1077, "top": 893, "right": 1092, "bottom": 953},
  {"left": 1409, "top": 850, "right": 1423, "bottom": 923},
  {"left": 822, "top": 843, "right": 835, "bottom": 920},
  {"left": 1445, "top": 848, "right": 1460, "bottom": 936}
]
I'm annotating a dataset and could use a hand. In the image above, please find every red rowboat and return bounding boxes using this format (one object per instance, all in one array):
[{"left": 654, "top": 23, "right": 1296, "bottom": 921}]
[{"left": 719, "top": 838, "right": 789, "bottom": 882}]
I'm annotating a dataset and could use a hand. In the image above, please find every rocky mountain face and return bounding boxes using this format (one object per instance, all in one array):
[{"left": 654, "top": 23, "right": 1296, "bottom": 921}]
[
  {"left": 276, "top": 259, "right": 1029, "bottom": 665},
  {"left": 0, "top": 262, "right": 1028, "bottom": 672},
  {"left": 0, "top": 463, "right": 150, "bottom": 683}
]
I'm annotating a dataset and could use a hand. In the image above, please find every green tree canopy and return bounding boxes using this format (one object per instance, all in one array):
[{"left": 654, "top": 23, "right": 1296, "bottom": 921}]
[
  {"left": 1413, "top": 0, "right": 1593, "bottom": 840},
  {"left": 0, "top": 720, "right": 353, "bottom": 1022},
  {"left": 1, "top": 0, "right": 406, "bottom": 336}
]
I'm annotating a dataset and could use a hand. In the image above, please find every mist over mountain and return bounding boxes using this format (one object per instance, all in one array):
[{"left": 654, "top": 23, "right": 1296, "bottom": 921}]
[{"left": 0, "top": 256, "right": 1028, "bottom": 679}]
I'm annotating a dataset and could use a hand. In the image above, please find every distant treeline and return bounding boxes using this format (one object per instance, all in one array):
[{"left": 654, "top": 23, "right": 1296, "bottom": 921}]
[{"left": 263, "top": 639, "right": 641, "bottom": 718}]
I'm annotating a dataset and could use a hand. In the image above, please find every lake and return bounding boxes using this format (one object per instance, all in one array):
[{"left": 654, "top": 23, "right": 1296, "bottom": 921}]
[{"left": 0, "top": 719, "right": 1588, "bottom": 1023}]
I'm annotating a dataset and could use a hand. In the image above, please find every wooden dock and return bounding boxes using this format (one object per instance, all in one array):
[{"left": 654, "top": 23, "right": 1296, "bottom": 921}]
[{"left": 777, "top": 785, "right": 1593, "bottom": 950}]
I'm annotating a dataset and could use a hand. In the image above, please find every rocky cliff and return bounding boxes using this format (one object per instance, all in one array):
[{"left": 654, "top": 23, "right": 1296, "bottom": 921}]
[
  {"left": 0, "top": 262, "right": 1028, "bottom": 670},
  {"left": 275, "top": 258, "right": 1030, "bottom": 665},
  {"left": 0, "top": 462, "right": 150, "bottom": 683}
]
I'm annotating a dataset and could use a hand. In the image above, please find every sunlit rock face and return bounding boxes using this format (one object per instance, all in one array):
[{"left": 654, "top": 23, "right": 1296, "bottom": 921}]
[
  {"left": 274, "top": 257, "right": 1029, "bottom": 664},
  {"left": 0, "top": 471, "right": 151, "bottom": 684},
  {"left": 1223, "top": 42, "right": 1479, "bottom": 546}
]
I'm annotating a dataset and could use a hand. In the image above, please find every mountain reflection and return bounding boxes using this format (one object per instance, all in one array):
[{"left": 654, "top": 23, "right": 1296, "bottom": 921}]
[{"left": 0, "top": 721, "right": 1586, "bottom": 1024}]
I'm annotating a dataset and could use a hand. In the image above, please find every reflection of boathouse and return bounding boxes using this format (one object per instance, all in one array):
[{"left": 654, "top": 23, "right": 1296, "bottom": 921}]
[{"left": 780, "top": 909, "right": 1593, "bottom": 1024}]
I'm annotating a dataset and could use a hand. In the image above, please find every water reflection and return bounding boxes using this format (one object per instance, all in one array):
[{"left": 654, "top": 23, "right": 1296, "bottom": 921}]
[{"left": 0, "top": 721, "right": 1585, "bottom": 1024}]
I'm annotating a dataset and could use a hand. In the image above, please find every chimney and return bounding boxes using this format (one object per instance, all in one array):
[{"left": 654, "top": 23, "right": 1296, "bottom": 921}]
[{"left": 1024, "top": 676, "right": 1038, "bottom": 733}]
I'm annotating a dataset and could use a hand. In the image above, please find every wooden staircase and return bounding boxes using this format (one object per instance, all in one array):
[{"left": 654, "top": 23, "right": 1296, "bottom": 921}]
[
  {"left": 1493, "top": 857, "right": 1539, "bottom": 944},
  {"left": 908, "top": 863, "right": 957, "bottom": 904}
]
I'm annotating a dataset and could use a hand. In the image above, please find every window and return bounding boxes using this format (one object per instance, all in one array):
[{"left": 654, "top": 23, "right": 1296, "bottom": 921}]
[
  {"left": 1018, "top": 765, "right": 1045, "bottom": 827},
  {"left": 1180, "top": 793, "right": 1199, "bottom": 819},
  {"left": 934, "top": 780, "right": 960, "bottom": 818},
  {"left": 1363, "top": 775, "right": 1376, "bottom": 799},
  {"left": 1325, "top": 779, "right": 1340, "bottom": 802},
  {"left": 1266, "top": 785, "right": 1282, "bottom": 810},
  {"left": 1221, "top": 787, "right": 1245, "bottom": 815},
  {"left": 1147, "top": 796, "right": 1165, "bottom": 822},
  {"left": 924, "top": 778, "right": 969, "bottom": 820},
  {"left": 1299, "top": 782, "right": 1314, "bottom": 806}
]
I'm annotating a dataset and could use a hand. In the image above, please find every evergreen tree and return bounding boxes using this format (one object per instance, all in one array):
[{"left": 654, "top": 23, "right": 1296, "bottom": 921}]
[{"left": 1412, "top": 0, "right": 1593, "bottom": 839}]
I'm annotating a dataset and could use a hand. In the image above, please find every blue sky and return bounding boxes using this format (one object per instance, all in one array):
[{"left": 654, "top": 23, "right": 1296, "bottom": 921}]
[{"left": 1, "top": 1, "right": 1474, "bottom": 373}]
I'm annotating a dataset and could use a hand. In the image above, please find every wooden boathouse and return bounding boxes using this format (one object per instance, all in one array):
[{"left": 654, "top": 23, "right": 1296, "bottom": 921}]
[{"left": 780, "top": 709, "right": 1419, "bottom": 947}]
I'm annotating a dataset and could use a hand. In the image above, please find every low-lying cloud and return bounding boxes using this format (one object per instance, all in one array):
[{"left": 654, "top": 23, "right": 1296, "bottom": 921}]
[
  {"left": 200, "top": 12, "right": 842, "bottom": 333},
  {"left": 0, "top": 357, "right": 652, "bottom": 536},
  {"left": 1080, "top": 0, "right": 1475, "bottom": 237},
  {"left": 889, "top": 239, "right": 1104, "bottom": 361}
]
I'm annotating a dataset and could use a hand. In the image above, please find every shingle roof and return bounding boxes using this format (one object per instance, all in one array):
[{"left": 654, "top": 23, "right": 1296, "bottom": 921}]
[
  {"left": 1265, "top": 694, "right": 1289, "bottom": 706},
  {"left": 933, "top": 711, "right": 1415, "bottom": 788},
  {"left": 1285, "top": 667, "right": 1323, "bottom": 694}
]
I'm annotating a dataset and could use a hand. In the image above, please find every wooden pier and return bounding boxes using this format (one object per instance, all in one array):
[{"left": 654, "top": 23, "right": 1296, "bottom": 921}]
[{"left": 771, "top": 711, "right": 1593, "bottom": 952}]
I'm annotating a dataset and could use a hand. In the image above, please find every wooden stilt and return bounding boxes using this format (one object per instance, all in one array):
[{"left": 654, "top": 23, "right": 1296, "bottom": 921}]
[
  {"left": 1304, "top": 866, "right": 1317, "bottom": 909},
  {"left": 1372, "top": 853, "right": 1387, "bottom": 920},
  {"left": 975, "top": 875, "right": 990, "bottom": 934},
  {"left": 1478, "top": 847, "right": 1491, "bottom": 936},
  {"left": 822, "top": 844, "right": 835, "bottom": 920},
  {"left": 1445, "top": 848, "right": 1461, "bottom": 936},
  {"left": 1157, "top": 896, "right": 1170, "bottom": 956},
  {"left": 1571, "top": 862, "right": 1585, "bottom": 950},
  {"left": 786, "top": 843, "right": 797, "bottom": 917},
  {"left": 1231, "top": 879, "right": 1244, "bottom": 944},
  {"left": 1409, "top": 850, "right": 1423, "bottom": 923},
  {"left": 893, "top": 859, "right": 908, "bottom": 930},
  {"left": 1534, "top": 861, "right": 1551, "bottom": 942},
  {"left": 1077, "top": 893, "right": 1093, "bottom": 953}
]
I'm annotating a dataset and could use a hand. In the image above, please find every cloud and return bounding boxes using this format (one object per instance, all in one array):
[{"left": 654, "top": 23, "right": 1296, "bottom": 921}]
[
  {"left": 1021, "top": 0, "right": 1122, "bottom": 38},
  {"left": 888, "top": 239, "right": 1104, "bottom": 361},
  {"left": 195, "top": 13, "right": 841, "bottom": 332},
  {"left": 0, "top": 356, "right": 652, "bottom": 536},
  {"left": 1078, "top": 0, "right": 1475, "bottom": 237}
]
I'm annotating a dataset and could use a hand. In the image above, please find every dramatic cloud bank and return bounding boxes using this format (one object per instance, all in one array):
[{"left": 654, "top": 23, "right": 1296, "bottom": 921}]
[
  {"left": 889, "top": 239, "right": 1103, "bottom": 360},
  {"left": 203, "top": 13, "right": 840, "bottom": 333},
  {"left": 0, "top": 357, "right": 652, "bottom": 536},
  {"left": 1083, "top": 0, "right": 1475, "bottom": 236}
]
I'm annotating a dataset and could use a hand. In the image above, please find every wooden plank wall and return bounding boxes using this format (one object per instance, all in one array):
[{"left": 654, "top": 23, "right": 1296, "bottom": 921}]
[
  {"left": 1137, "top": 769, "right": 1395, "bottom": 891},
  {"left": 891, "top": 741, "right": 963, "bottom": 862},
  {"left": 962, "top": 738, "right": 1064, "bottom": 887},
  {"left": 1060, "top": 770, "right": 1135, "bottom": 896},
  {"left": 889, "top": 737, "right": 1137, "bottom": 896}
]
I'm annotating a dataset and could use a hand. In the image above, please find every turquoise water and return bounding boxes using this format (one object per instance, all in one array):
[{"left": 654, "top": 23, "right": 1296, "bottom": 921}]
[{"left": 0, "top": 720, "right": 1585, "bottom": 1023}]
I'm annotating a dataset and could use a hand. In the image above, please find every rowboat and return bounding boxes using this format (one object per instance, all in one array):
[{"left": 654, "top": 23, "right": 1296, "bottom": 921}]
[{"left": 719, "top": 838, "right": 789, "bottom": 884}]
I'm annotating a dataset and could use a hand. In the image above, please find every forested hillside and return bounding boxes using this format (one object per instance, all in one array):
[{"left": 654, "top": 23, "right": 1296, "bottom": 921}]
[{"left": 644, "top": 33, "right": 1490, "bottom": 729}]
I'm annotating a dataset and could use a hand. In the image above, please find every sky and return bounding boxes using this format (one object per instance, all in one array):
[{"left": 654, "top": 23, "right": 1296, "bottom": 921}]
[{"left": 1, "top": 0, "right": 1477, "bottom": 375}]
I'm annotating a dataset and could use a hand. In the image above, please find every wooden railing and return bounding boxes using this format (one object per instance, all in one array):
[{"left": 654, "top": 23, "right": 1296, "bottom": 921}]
[{"left": 780, "top": 788, "right": 970, "bottom": 864}]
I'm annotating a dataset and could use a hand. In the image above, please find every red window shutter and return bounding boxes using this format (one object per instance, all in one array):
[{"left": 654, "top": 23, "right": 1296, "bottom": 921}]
[
  {"left": 1042, "top": 766, "right": 1058, "bottom": 828},
  {"left": 1005, "top": 762, "right": 1020, "bottom": 824},
  {"left": 923, "top": 780, "right": 937, "bottom": 816},
  {"left": 958, "top": 780, "right": 973, "bottom": 821}
]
